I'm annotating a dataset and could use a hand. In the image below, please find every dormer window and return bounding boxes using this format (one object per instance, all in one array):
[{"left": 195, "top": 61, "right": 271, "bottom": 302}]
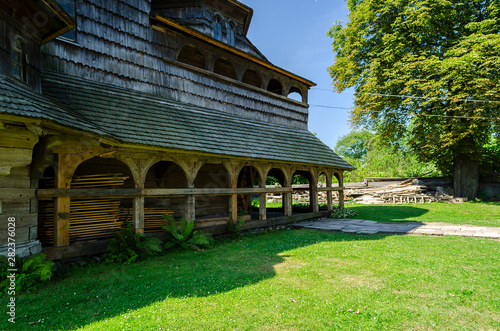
[
  {"left": 57, "top": 0, "right": 76, "bottom": 40},
  {"left": 11, "top": 36, "right": 26, "bottom": 82},
  {"left": 213, "top": 15, "right": 223, "bottom": 41},
  {"left": 227, "top": 22, "right": 235, "bottom": 46}
]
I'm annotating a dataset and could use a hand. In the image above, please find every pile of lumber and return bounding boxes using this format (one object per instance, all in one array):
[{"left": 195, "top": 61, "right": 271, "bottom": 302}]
[
  {"left": 120, "top": 207, "right": 173, "bottom": 233},
  {"left": 38, "top": 174, "right": 129, "bottom": 245},
  {"left": 347, "top": 184, "right": 435, "bottom": 205}
]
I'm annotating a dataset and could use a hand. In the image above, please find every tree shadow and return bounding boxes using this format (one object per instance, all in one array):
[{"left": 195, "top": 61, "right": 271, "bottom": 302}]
[
  {"left": 9, "top": 230, "right": 390, "bottom": 330},
  {"left": 351, "top": 205, "right": 430, "bottom": 223}
]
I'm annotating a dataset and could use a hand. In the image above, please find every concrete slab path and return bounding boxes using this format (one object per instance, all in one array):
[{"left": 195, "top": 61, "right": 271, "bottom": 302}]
[{"left": 293, "top": 219, "right": 500, "bottom": 239}]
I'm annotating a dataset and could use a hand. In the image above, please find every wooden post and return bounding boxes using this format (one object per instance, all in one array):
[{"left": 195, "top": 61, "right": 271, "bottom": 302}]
[
  {"left": 310, "top": 180, "right": 319, "bottom": 213},
  {"left": 259, "top": 192, "right": 266, "bottom": 221},
  {"left": 133, "top": 196, "right": 144, "bottom": 234},
  {"left": 338, "top": 171, "right": 345, "bottom": 209},
  {"left": 53, "top": 154, "right": 72, "bottom": 247},
  {"left": 327, "top": 173, "right": 333, "bottom": 212},
  {"left": 185, "top": 183, "right": 196, "bottom": 221}
]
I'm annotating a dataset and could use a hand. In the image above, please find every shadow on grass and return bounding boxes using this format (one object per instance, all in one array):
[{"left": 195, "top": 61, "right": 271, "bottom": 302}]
[
  {"left": 350, "top": 204, "right": 430, "bottom": 223},
  {"left": 6, "top": 230, "right": 390, "bottom": 330}
]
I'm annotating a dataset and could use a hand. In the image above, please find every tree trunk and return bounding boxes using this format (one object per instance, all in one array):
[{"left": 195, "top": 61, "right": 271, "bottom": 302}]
[{"left": 453, "top": 154, "right": 479, "bottom": 199}]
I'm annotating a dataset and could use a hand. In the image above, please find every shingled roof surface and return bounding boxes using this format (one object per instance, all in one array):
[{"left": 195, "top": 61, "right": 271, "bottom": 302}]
[
  {"left": 0, "top": 76, "right": 106, "bottom": 135},
  {"left": 3, "top": 71, "right": 354, "bottom": 169}
]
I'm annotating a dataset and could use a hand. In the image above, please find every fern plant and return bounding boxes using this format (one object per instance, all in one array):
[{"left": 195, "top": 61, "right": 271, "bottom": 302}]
[
  {"left": 105, "top": 219, "right": 163, "bottom": 264},
  {"left": 161, "top": 214, "right": 213, "bottom": 251},
  {"left": 0, "top": 253, "right": 55, "bottom": 293},
  {"left": 227, "top": 214, "right": 246, "bottom": 237}
]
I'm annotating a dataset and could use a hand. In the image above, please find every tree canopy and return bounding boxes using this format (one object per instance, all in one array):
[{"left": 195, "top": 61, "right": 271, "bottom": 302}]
[
  {"left": 328, "top": 0, "right": 500, "bottom": 198},
  {"left": 335, "top": 130, "right": 439, "bottom": 182}
]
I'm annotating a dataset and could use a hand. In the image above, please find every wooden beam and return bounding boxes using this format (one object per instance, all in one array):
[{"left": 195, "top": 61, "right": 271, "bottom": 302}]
[
  {"left": 0, "top": 188, "right": 36, "bottom": 199},
  {"left": 37, "top": 187, "right": 295, "bottom": 199}
]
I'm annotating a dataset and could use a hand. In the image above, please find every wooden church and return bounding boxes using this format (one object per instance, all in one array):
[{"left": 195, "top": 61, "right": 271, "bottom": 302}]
[{"left": 0, "top": 0, "right": 353, "bottom": 259}]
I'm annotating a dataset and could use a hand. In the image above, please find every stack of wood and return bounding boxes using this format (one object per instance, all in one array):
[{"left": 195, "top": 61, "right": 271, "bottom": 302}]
[
  {"left": 347, "top": 183, "right": 436, "bottom": 205},
  {"left": 120, "top": 207, "right": 173, "bottom": 234},
  {"left": 38, "top": 174, "right": 129, "bottom": 245}
]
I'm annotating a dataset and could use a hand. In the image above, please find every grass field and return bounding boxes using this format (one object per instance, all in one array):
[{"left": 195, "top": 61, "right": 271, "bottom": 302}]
[
  {"left": 349, "top": 201, "right": 499, "bottom": 227},
  {"left": 2, "top": 227, "right": 499, "bottom": 330}
]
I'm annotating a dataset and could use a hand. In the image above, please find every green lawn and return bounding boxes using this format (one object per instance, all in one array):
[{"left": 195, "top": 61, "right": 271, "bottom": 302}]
[
  {"left": 3, "top": 229, "right": 499, "bottom": 330},
  {"left": 349, "top": 201, "right": 500, "bottom": 227}
]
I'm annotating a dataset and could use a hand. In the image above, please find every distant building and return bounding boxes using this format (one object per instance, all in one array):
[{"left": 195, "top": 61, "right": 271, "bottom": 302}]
[{"left": 0, "top": 0, "right": 353, "bottom": 259}]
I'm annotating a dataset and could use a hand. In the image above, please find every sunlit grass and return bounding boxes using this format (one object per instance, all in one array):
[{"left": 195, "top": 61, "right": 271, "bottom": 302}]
[
  {"left": 3, "top": 229, "right": 499, "bottom": 330},
  {"left": 349, "top": 201, "right": 500, "bottom": 227}
]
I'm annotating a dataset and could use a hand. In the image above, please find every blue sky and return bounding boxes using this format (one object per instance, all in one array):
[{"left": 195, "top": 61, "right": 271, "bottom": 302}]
[{"left": 243, "top": 0, "right": 354, "bottom": 150}]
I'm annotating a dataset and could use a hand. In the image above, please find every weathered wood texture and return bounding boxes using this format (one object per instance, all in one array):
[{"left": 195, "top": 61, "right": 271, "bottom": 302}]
[
  {"left": 0, "top": 20, "right": 43, "bottom": 92},
  {"left": 40, "top": 0, "right": 309, "bottom": 129}
]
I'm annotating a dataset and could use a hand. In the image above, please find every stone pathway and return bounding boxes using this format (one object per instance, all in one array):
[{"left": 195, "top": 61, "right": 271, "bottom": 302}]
[{"left": 293, "top": 219, "right": 500, "bottom": 239}]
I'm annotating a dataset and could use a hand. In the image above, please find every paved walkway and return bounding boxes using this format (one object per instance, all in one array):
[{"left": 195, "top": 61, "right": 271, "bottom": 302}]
[{"left": 293, "top": 219, "right": 500, "bottom": 239}]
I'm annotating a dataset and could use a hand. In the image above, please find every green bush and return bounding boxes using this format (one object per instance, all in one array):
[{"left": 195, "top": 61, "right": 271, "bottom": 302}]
[
  {"left": 330, "top": 208, "right": 358, "bottom": 219},
  {"left": 161, "top": 215, "right": 213, "bottom": 251},
  {"left": 0, "top": 253, "right": 54, "bottom": 293},
  {"left": 105, "top": 219, "right": 163, "bottom": 264}
]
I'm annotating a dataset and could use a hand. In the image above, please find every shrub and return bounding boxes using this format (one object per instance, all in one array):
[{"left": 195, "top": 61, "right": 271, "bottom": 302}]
[
  {"left": 161, "top": 215, "right": 213, "bottom": 251},
  {"left": 330, "top": 208, "right": 358, "bottom": 219},
  {"left": 105, "top": 219, "right": 163, "bottom": 264},
  {"left": 0, "top": 253, "right": 54, "bottom": 293}
]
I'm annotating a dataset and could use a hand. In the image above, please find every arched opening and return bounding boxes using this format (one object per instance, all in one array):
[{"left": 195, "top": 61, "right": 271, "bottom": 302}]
[
  {"left": 213, "top": 57, "right": 237, "bottom": 80},
  {"left": 194, "top": 163, "right": 229, "bottom": 221},
  {"left": 140, "top": 161, "right": 187, "bottom": 232},
  {"left": 237, "top": 166, "right": 260, "bottom": 219},
  {"left": 267, "top": 78, "right": 283, "bottom": 95},
  {"left": 177, "top": 45, "right": 206, "bottom": 70},
  {"left": 242, "top": 69, "right": 261, "bottom": 88},
  {"left": 38, "top": 157, "right": 135, "bottom": 246},
  {"left": 265, "top": 168, "right": 287, "bottom": 218},
  {"left": 11, "top": 36, "right": 26, "bottom": 82},
  {"left": 227, "top": 21, "right": 235, "bottom": 46},
  {"left": 213, "top": 14, "right": 223, "bottom": 41},
  {"left": 288, "top": 87, "right": 303, "bottom": 102},
  {"left": 291, "top": 170, "right": 313, "bottom": 213}
]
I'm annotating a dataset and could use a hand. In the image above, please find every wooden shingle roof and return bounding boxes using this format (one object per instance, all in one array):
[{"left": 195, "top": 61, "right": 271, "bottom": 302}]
[{"left": 1, "top": 71, "right": 354, "bottom": 170}]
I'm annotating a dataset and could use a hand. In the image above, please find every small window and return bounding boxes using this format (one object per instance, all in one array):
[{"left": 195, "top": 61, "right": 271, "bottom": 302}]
[
  {"left": 227, "top": 22, "right": 235, "bottom": 46},
  {"left": 11, "top": 37, "right": 26, "bottom": 82},
  {"left": 213, "top": 15, "right": 223, "bottom": 41},
  {"left": 58, "top": 0, "right": 76, "bottom": 40}
]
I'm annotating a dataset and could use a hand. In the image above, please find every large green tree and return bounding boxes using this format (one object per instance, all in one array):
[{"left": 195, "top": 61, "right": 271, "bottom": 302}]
[{"left": 328, "top": 0, "right": 500, "bottom": 198}]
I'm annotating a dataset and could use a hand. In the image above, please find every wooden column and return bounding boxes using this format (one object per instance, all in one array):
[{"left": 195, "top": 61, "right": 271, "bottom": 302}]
[
  {"left": 185, "top": 184, "right": 196, "bottom": 221},
  {"left": 310, "top": 178, "right": 319, "bottom": 213},
  {"left": 327, "top": 172, "right": 333, "bottom": 212},
  {"left": 119, "top": 156, "right": 160, "bottom": 234},
  {"left": 225, "top": 161, "right": 239, "bottom": 222},
  {"left": 284, "top": 191, "right": 292, "bottom": 216},
  {"left": 283, "top": 167, "right": 293, "bottom": 216},
  {"left": 259, "top": 192, "right": 266, "bottom": 221},
  {"left": 53, "top": 154, "right": 73, "bottom": 247},
  {"left": 133, "top": 196, "right": 145, "bottom": 234},
  {"left": 338, "top": 171, "right": 345, "bottom": 209}
]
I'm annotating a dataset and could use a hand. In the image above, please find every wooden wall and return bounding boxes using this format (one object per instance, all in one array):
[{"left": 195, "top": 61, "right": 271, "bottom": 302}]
[
  {"left": 0, "top": 20, "right": 42, "bottom": 93},
  {"left": 40, "top": 0, "right": 310, "bottom": 129},
  {"left": 0, "top": 125, "right": 41, "bottom": 257}
]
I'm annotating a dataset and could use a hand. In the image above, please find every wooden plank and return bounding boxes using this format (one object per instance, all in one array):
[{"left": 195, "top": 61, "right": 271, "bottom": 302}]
[
  {"left": 0, "top": 188, "right": 36, "bottom": 199},
  {"left": 0, "top": 147, "right": 33, "bottom": 175},
  {"left": 0, "top": 213, "right": 37, "bottom": 227}
]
